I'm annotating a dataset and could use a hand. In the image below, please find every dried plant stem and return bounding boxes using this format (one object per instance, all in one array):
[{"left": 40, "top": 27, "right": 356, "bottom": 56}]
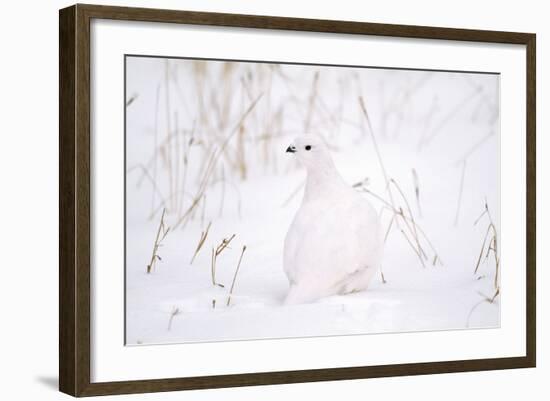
[
  {"left": 227, "top": 246, "right": 247, "bottom": 306},
  {"left": 217, "top": 234, "right": 236, "bottom": 255},
  {"left": 126, "top": 93, "right": 139, "bottom": 107},
  {"left": 152, "top": 84, "right": 160, "bottom": 216},
  {"left": 390, "top": 179, "right": 428, "bottom": 264},
  {"left": 400, "top": 229, "right": 424, "bottom": 261},
  {"left": 357, "top": 97, "right": 436, "bottom": 267},
  {"left": 419, "top": 87, "right": 480, "bottom": 148},
  {"left": 454, "top": 131, "right": 494, "bottom": 165},
  {"left": 486, "top": 205, "right": 500, "bottom": 289},
  {"left": 304, "top": 71, "right": 319, "bottom": 132},
  {"left": 147, "top": 189, "right": 194, "bottom": 221},
  {"left": 135, "top": 129, "right": 193, "bottom": 188},
  {"left": 218, "top": 166, "right": 226, "bottom": 217},
  {"left": 127, "top": 164, "right": 167, "bottom": 214},
  {"left": 363, "top": 181, "right": 428, "bottom": 267},
  {"left": 361, "top": 187, "right": 443, "bottom": 266},
  {"left": 411, "top": 168, "right": 422, "bottom": 217},
  {"left": 190, "top": 221, "right": 212, "bottom": 265},
  {"left": 210, "top": 234, "right": 236, "bottom": 288},
  {"left": 164, "top": 61, "right": 177, "bottom": 212},
  {"left": 210, "top": 248, "right": 219, "bottom": 287},
  {"left": 454, "top": 160, "right": 467, "bottom": 226},
  {"left": 177, "top": 126, "right": 194, "bottom": 218},
  {"left": 466, "top": 288, "right": 500, "bottom": 328},
  {"left": 167, "top": 307, "right": 180, "bottom": 331},
  {"left": 200, "top": 195, "right": 207, "bottom": 225},
  {"left": 473, "top": 200, "right": 499, "bottom": 290},
  {"left": 359, "top": 97, "right": 396, "bottom": 207},
  {"left": 174, "top": 94, "right": 263, "bottom": 229},
  {"left": 474, "top": 224, "right": 492, "bottom": 275},
  {"left": 146, "top": 209, "right": 169, "bottom": 274},
  {"left": 384, "top": 214, "right": 395, "bottom": 243},
  {"left": 174, "top": 111, "right": 180, "bottom": 216}
]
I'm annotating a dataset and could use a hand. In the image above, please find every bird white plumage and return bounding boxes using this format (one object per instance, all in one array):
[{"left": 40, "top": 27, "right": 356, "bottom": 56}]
[{"left": 283, "top": 135, "right": 383, "bottom": 304}]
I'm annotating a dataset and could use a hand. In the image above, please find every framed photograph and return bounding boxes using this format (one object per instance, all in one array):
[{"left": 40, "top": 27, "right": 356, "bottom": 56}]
[{"left": 59, "top": 4, "right": 536, "bottom": 397}]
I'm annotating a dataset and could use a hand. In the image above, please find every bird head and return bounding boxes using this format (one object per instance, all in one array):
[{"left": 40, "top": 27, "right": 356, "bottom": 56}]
[{"left": 285, "top": 134, "right": 334, "bottom": 172}]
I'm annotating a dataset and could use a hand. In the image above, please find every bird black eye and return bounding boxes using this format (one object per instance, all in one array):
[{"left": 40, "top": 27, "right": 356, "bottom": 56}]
[{"left": 305, "top": 145, "right": 312, "bottom": 151}]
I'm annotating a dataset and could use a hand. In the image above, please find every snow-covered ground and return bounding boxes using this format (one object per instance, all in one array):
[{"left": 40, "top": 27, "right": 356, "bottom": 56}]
[{"left": 125, "top": 57, "right": 500, "bottom": 345}]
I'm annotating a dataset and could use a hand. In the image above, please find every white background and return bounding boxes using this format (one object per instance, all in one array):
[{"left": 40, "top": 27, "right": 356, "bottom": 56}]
[{"left": 0, "top": 0, "right": 546, "bottom": 400}]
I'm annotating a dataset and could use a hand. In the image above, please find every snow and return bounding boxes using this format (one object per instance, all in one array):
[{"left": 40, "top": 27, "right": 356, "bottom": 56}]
[{"left": 124, "top": 57, "right": 500, "bottom": 345}]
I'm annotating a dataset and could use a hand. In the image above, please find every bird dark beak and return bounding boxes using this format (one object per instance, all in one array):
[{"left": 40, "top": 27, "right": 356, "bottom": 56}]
[{"left": 286, "top": 146, "right": 296, "bottom": 153}]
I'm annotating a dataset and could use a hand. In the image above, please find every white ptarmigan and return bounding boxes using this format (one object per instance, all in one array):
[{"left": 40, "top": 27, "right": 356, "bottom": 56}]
[{"left": 283, "top": 134, "right": 383, "bottom": 304}]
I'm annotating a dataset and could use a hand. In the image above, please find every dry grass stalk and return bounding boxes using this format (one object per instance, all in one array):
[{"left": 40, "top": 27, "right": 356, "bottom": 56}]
[
  {"left": 467, "top": 200, "right": 501, "bottom": 326},
  {"left": 146, "top": 208, "right": 170, "bottom": 274},
  {"left": 354, "top": 169, "right": 438, "bottom": 268},
  {"left": 358, "top": 96, "right": 437, "bottom": 266},
  {"left": 383, "top": 214, "right": 395, "bottom": 243},
  {"left": 218, "top": 166, "right": 226, "bottom": 217},
  {"left": 167, "top": 306, "right": 180, "bottom": 331},
  {"left": 304, "top": 71, "right": 320, "bottom": 132},
  {"left": 378, "top": 211, "right": 394, "bottom": 283},
  {"left": 358, "top": 185, "right": 443, "bottom": 267},
  {"left": 390, "top": 179, "right": 428, "bottom": 266},
  {"left": 380, "top": 72, "right": 433, "bottom": 139},
  {"left": 210, "top": 234, "right": 236, "bottom": 288},
  {"left": 466, "top": 287, "right": 500, "bottom": 328},
  {"left": 200, "top": 194, "right": 207, "bottom": 226},
  {"left": 400, "top": 228, "right": 424, "bottom": 263},
  {"left": 418, "top": 87, "right": 481, "bottom": 148},
  {"left": 474, "top": 200, "right": 500, "bottom": 290},
  {"left": 358, "top": 97, "right": 396, "bottom": 207},
  {"left": 411, "top": 168, "right": 422, "bottom": 217},
  {"left": 126, "top": 164, "right": 166, "bottom": 212},
  {"left": 164, "top": 61, "right": 176, "bottom": 212},
  {"left": 152, "top": 84, "right": 160, "bottom": 216},
  {"left": 454, "top": 160, "right": 467, "bottom": 226},
  {"left": 216, "top": 234, "right": 236, "bottom": 256},
  {"left": 174, "top": 111, "right": 180, "bottom": 216},
  {"left": 359, "top": 96, "right": 442, "bottom": 267},
  {"left": 173, "top": 94, "right": 263, "bottom": 229},
  {"left": 190, "top": 221, "right": 212, "bottom": 265},
  {"left": 134, "top": 129, "right": 192, "bottom": 189},
  {"left": 226, "top": 245, "right": 247, "bottom": 306},
  {"left": 126, "top": 93, "right": 139, "bottom": 107},
  {"left": 177, "top": 128, "right": 194, "bottom": 218},
  {"left": 454, "top": 131, "right": 495, "bottom": 165},
  {"left": 352, "top": 177, "right": 370, "bottom": 189}
]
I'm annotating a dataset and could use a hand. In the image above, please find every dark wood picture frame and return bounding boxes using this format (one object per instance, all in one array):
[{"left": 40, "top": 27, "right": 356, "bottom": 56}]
[{"left": 59, "top": 3, "right": 536, "bottom": 397}]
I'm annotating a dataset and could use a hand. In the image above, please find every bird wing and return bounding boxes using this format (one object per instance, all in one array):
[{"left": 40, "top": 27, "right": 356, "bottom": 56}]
[{"left": 283, "top": 194, "right": 382, "bottom": 292}]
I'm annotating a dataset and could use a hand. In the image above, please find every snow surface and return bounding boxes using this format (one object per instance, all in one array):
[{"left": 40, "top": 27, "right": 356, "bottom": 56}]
[{"left": 125, "top": 57, "right": 500, "bottom": 345}]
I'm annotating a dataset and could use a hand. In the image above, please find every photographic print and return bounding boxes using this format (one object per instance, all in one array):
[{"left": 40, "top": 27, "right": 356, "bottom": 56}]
[{"left": 125, "top": 56, "right": 500, "bottom": 345}]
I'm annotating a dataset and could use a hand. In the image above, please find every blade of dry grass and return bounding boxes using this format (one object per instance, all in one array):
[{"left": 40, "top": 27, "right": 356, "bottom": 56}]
[
  {"left": 359, "top": 97, "right": 396, "bottom": 207},
  {"left": 226, "top": 245, "right": 247, "bottom": 306},
  {"left": 411, "top": 168, "right": 422, "bottom": 217},
  {"left": 473, "top": 200, "right": 500, "bottom": 290},
  {"left": 190, "top": 221, "right": 212, "bottom": 265},
  {"left": 167, "top": 307, "right": 180, "bottom": 331},
  {"left": 454, "top": 160, "right": 467, "bottom": 226},
  {"left": 210, "top": 234, "right": 237, "bottom": 288},
  {"left": 146, "top": 208, "right": 169, "bottom": 274}
]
